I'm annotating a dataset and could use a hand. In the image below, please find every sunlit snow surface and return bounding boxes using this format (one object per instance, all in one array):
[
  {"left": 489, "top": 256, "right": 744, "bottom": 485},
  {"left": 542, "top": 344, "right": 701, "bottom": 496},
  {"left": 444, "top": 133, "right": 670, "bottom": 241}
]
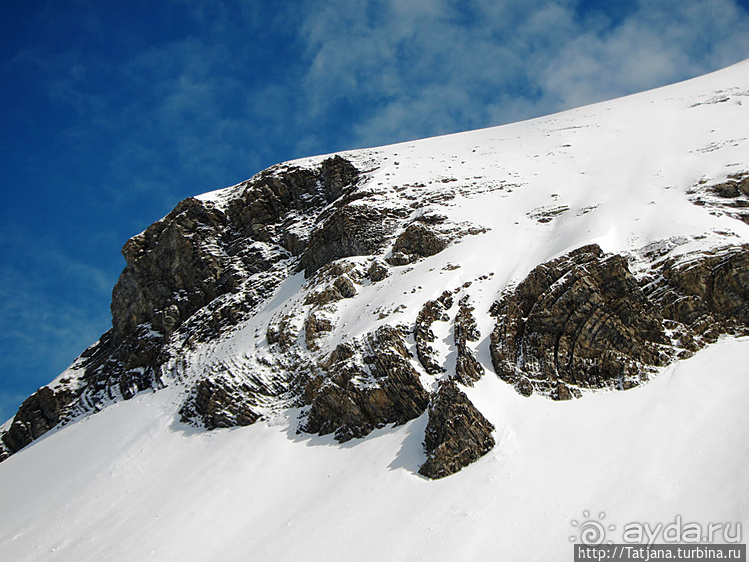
[
  {"left": 2, "top": 60, "right": 749, "bottom": 561},
  {"left": 0, "top": 339, "right": 746, "bottom": 561}
]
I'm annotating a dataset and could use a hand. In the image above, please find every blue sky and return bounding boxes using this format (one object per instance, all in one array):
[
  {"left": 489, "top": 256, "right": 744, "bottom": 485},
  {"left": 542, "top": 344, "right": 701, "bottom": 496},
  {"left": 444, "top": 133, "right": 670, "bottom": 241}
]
[{"left": 2, "top": 0, "right": 749, "bottom": 422}]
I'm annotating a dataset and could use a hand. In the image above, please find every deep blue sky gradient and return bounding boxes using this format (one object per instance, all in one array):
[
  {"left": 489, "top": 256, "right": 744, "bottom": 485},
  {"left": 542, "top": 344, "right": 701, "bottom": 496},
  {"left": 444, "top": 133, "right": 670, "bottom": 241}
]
[{"left": 2, "top": 0, "right": 749, "bottom": 421}]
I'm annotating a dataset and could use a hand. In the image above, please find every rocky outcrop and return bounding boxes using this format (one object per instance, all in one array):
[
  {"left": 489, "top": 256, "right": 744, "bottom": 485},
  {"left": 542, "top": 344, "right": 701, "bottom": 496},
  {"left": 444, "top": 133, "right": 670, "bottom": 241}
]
[
  {"left": 658, "top": 245, "right": 749, "bottom": 324},
  {"left": 115, "top": 157, "right": 360, "bottom": 341},
  {"left": 419, "top": 381, "right": 495, "bottom": 479},
  {"left": 334, "top": 274, "right": 357, "bottom": 298},
  {"left": 113, "top": 197, "right": 235, "bottom": 339},
  {"left": 387, "top": 223, "right": 448, "bottom": 266},
  {"left": 77, "top": 326, "right": 166, "bottom": 402},
  {"left": 0, "top": 156, "right": 362, "bottom": 460},
  {"left": 301, "top": 260, "right": 365, "bottom": 350},
  {"left": 320, "top": 155, "right": 361, "bottom": 203},
  {"left": 304, "top": 310, "right": 336, "bottom": 351},
  {"left": 0, "top": 325, "right": 166, "bottom": 458},
  {"left": 179, "top": 377, "right": 260, "bottom": 430},
  {"left": 106, "top": 157, "right": 361, "bottom": 403},
  {"left": 367, "top": 258, "right": 390, "bottom": 282},
  {"left": 527, "top": 204, "right": 570, "bottom": 224},
  {"left": 688, "top": 172, "right": 749, "bottom": 225},
  {"left": 490, "top": 244, "right": 667, "bottom": 399},
  {"left": 1, "top": 386, "right": 77, "bottom": 454},
  {"left": 265, "top": 315, "right": 301, "bottom": 349},
  {"left": 300, "top": 203, "right": 404, "bottom": 275},
  {"left": 414, "top": 291, "right": 454, "bottom": 374},
  {"left": 3, "top": 151, "right": 499, "bottom": 464},
  {"left": 453, "top": 296, "right": 484, "bottom": 385},
  {"left": 642, "top": 244, "right": 749, "bottom": 346},
  {"left": 302, "top": 325, "right": 430, "bottom": 442},
  {"left": 305, "top": 260, "right": 364, "bottom": 304},
  {"left": 490, "top": 242, "right": 749, "bottom": 400}
]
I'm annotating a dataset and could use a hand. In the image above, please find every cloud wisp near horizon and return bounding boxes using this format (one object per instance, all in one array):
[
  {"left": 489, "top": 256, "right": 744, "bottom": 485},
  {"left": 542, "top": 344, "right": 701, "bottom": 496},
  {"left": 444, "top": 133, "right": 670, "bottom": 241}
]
[{"left": 1, "top": 0, "right": 749, "bottom": 422}]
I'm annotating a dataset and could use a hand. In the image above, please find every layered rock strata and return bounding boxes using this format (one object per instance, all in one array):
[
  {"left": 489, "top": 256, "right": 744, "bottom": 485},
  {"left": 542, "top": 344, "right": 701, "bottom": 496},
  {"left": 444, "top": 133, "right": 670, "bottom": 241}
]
[{"left": 419, "top": 381, "right": 495, "bottom": 479}]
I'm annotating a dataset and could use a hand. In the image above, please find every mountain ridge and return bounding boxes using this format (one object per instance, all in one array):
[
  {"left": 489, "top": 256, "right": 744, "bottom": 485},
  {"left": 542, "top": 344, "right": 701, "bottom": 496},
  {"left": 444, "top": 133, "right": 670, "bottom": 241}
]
[
  {"left": 2, "top": 59, "right": 749, "bottom": 467},
  {"left": 0, "top": 56, "right": 748, "bottom": 561}
]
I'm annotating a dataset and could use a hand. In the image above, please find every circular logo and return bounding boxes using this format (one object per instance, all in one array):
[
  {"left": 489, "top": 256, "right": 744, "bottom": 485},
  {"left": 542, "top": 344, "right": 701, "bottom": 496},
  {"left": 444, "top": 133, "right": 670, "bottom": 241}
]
[{"left": 569, "top": 510, "right": 616, "bottom": 545}]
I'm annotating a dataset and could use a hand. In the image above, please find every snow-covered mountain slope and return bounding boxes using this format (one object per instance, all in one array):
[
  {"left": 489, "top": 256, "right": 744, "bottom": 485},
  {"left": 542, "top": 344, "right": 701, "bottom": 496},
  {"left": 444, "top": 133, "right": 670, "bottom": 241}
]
[
  {"left": 1, "top": 339, "right": 748, "bottom": 561},
  {"left": 1, "top": 59, "right": 749, "bottom": 561}
]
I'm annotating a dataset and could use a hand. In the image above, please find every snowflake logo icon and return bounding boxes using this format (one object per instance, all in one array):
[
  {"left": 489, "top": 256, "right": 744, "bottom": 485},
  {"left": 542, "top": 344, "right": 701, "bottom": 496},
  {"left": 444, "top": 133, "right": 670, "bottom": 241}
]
[{"left": 569, "top": 510, "right": 616, "bottom": 545}]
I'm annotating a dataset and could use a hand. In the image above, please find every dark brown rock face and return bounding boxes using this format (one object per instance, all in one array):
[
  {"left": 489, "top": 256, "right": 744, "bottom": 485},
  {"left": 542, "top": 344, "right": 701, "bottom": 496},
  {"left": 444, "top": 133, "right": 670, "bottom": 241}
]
[
  {"left": 1, "top": 386, "right": 76, "bottom": 454},
  {"left": 320, "top": 155, "right": 360, "bottom": 203},
  {"left": 643, "top": 244, "right": 749, "bottom": 343},
  {"left": 179, "top": 378, "right": 260, "bottom": 430},
  {"left": 490, "top": 244, "right": 666, "bottom": 399},
  {"left": 453, "top": 296, "right": 485, "bottom": 385},
  {"left": 419, "top": 381, "right": 495, "bottom": 479},
  {"left": 114, "top": 157, "right": 360, "bottom": 341},
  {"left": 367, "top": 258, "right": 390, "bottom": 282},
  {"left": 387, "top": 223, "right": 448, "bottom": 266},
  {"left": 78, "top": 327, "right": 166, "bottom": 401},
  {"left": 300, "top": 204, "right": 402, "bottom": 275},
  {"left": 302, "top": 325, "right": 430, "bottom": 442},
  {"left": 490, "top": 243, "right": 749, "bottom": 400},
  {"left": 304, "top": 310, "right": 336, "bottom": 351},
  {"left": 113, "top": 197, "right": 235, "bottom": 339},
  {"left": 661, "top": 246, "right": 749, "bottom": 324}
]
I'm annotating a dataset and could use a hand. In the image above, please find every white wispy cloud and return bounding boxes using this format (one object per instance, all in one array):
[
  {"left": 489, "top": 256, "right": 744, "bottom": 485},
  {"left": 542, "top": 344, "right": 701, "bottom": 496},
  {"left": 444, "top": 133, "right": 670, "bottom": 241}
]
[
  {"left": 536, "top": 0, "right": 749, "bottom": 110},
  {"left": 296, "top": 0, "right": 749, "bottom": 149}
]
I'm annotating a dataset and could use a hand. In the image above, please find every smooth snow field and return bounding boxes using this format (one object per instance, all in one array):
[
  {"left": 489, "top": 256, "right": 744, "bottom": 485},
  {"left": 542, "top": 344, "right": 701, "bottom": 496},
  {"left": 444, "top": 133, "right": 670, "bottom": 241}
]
[{"left": 1, "top": 58, "right": 749, "bottom": 561}]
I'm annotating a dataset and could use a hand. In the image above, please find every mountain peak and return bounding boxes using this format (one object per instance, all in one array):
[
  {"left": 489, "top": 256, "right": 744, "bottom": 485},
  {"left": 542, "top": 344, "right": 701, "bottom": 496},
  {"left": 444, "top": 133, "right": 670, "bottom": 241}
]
[{"left": 1, "top": 59, "right": 748, "bottom": 561}]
